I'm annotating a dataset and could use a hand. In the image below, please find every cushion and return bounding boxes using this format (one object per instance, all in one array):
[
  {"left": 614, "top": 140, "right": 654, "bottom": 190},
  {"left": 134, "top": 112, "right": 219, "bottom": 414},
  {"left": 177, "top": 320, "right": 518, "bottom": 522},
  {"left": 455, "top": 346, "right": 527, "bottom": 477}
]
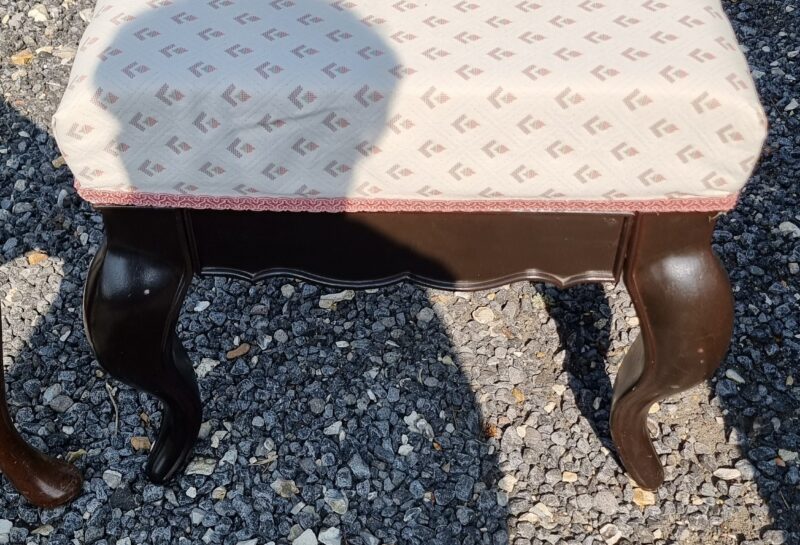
[{"left": 53, "top": 0, "right": 767, "bottom": 213}]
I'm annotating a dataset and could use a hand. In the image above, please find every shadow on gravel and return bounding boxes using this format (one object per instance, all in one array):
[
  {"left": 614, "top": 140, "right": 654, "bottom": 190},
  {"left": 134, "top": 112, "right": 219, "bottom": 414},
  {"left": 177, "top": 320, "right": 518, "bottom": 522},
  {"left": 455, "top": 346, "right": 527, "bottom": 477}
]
[
  {"left": 714, "top": 208, "right": 800, "bottom": 540},
  {"left": 545, "top": 285, "right": 615, "bottom": 454}
]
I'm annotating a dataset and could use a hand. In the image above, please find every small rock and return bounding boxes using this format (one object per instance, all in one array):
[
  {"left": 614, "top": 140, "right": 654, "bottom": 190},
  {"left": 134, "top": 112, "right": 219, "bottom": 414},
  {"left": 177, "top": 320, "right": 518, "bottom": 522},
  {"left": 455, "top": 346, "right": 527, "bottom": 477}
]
[
  {"left": 10, "top": 49, "right": 34, "bottom": 65},
  {"left": 416, "top": 307, "right": 435, "bottom": 323},
  {"left": 26, "top": 251, "right": 48, "bottom": 266},
  {"left": 103, "top": 470, "right": 123, "bottom": 489},
  {"left": 49, "top": 395, "right": 73, "bottom": 413},
  {"left": 725, "top": 369, "right": 746, "bottom": 384},
  {"left": 562, "top": 471, "right": 578, "bottom": 483},
  {"left": 323, "top": 421, "right": 342, "bottom": 435},
  {"left": 27, "top": 4, "right": 49, "bottom": 22},
  {"left": 309, "top": 398, "right": 326, "bottom": 414},
  {"left": 552, "top": 384, "right": 567, "bottom": 396},
  {"left": 190, "top": 508, "right": 205, "bottom": 525},
  {"left": 32, "top": 525, "right": 53, "bottom": 536},
  {"left": 236, "top": 540, "right": 258, "bottom": 545},
  {"left": 281, "top": 284, "right": 295, "bottom": 298},
  {"left": 713, "top": 468, "right": 742, "bottom": 481},
  {"left": 274, "top": 329, "right": 289, "bottom": 343},
  {"left": 633, "top": 488, "right": 656, "bottom": 506},
  {"left": 403, "top": 411, "right": 434, "bottom": 440},
  {"left": 778, "top": 449, "right": 798, "bottom": 463},
  {"left": 779, "top": 221, "right": 800, "bottom": 236},
  {"left": 471, "top": 307, "right": 495, "bottom": 324},
  {"left": 51, "top": 156, "right": 67, "bottom": 168},
  {"left": 498, "top": 474, "right": 518, "bottom": 492},
  {"left": 735, "top": 459, "right": 757, "bottom": 480},
  {"left": 319, "top": 290, "right": 355, "bottom": 309},
  {"left": 789, "top": 263, "right": 799, "bottom": 274},
  {"left": 221, "top": 448, "right": 237, "bottom": 465},
  {"left": 196, "top": 358, "right": 219, "bottom": 378},
  {"left": 210, "top": 430, "right": 228, "bottom": 448},
  {"left": 293, "top": 529, "right": 318, "bottom": 545},
  {"left": 42, "top": 383, "right": 62, "bottom": 403},
  {"left": 349, "top": 454, "right": 371, "bottom": 480},
  {"left": 226, "top": 343, "right": 251, "bottom": 360},
  {"left": 529, "top": 502, "right": 554, "bottom": 523},
  {"left": 271, "top": 479, "right": 299, "bottom": 498},
  {"left": 593, "top": 490, "right": 618, "bottom": 515},
  {"left": 324, "top": 489, "right": 349, "bottom": 514},
  {"left": 762, "top": 529, "right": 788, "bottom": 545},
  {"left": 0, "top": 520, "right": 12, "bottom": 537},
  {"left": 599, "top": 524, "right": 622, "bottom": 545},
  {"left": 211, "top": 486, "right": 227, "bottom": 500},
  {"left": 66, "top": 449, "right": 87, "bottom": 464},
  {"left": 398, "top": 444, "right": 414, "bottom": 456},
  {"left": 318, "top": 528, "right": 341, "bottom": 545},
  {"left": 785, "top": 99, "right": 799, "bottom": 112},
  {"left": 185, "top": 458, "right": 216, "bottom": 476},
  {"left": 130, "top": 436, "right": 151, "bottom": 451},
  {"left": 194, "top": 301, "right": 211, "bottom": 312}
]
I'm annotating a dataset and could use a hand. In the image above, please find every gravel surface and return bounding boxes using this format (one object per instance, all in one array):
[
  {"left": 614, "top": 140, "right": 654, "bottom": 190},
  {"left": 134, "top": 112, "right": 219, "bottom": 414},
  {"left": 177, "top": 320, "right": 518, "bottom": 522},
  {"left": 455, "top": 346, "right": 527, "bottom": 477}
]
[{"left": 1, "top": 1, "right": 798, "bottom": 544}]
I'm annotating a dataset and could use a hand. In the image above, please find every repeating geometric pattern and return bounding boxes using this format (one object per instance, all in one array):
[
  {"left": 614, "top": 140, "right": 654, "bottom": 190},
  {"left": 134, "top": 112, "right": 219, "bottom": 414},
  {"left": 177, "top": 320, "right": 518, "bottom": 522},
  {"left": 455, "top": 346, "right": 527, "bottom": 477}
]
[{"left": 52, "top": 0, "right": 768, "bottom": 213}]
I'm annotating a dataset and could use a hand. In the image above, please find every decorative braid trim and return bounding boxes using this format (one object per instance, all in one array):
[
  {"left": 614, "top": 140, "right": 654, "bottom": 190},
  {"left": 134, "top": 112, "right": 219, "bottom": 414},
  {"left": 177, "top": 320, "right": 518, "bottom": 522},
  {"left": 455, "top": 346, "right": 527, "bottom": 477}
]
[{"left": 75, "top": 187, "right": 739, "bottom": 214}]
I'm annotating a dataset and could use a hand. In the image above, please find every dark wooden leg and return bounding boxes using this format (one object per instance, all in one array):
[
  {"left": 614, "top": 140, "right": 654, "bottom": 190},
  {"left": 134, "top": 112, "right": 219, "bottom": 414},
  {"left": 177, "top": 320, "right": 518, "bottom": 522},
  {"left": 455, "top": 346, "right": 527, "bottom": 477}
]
[
  {"left": 83, "top": 209, "right": 200, "bottom": 483},
  {"left": 611, "top": 213, "right": 734, "bottom": 490},
  {"left": 0, "top": 316, "right": 83, "bottom": 507}
]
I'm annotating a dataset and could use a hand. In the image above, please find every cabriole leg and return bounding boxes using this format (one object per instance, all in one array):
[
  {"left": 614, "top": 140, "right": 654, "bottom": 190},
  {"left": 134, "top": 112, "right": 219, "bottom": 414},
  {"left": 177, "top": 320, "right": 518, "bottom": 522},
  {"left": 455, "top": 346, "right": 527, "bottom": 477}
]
[
  {"left": 83, "top": 209, "right": 200, "bottom": 483},
  {"left": 611, "top": 213, "right": 734, "bottom": 490}
]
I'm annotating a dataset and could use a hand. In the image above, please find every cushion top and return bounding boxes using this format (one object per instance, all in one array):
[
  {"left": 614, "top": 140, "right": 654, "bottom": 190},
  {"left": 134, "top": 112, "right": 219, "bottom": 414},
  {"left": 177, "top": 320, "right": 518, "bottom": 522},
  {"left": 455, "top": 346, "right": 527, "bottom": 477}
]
[{"left": 53, "top": 0, "right": 767, "bottom": 213}]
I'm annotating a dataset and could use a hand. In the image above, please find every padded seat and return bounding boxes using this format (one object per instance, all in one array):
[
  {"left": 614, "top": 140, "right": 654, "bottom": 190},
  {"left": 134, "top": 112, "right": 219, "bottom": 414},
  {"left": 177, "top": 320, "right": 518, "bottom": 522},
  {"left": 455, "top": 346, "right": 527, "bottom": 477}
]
[{"left": 53, "top": 0, "right": 767, "bottom": 212}]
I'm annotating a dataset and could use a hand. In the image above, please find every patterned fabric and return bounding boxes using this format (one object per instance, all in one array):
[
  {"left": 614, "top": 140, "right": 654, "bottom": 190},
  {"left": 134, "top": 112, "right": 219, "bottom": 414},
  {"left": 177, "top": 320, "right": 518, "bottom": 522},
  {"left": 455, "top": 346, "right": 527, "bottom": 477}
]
[{"left": 53, "top": 0, "right": 767, "bottom": 213}]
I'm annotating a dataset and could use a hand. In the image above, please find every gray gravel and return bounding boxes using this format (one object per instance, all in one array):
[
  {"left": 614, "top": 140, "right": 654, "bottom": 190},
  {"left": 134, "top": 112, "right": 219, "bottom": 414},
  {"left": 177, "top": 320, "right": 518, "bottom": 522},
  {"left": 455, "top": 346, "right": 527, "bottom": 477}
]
[{"left": 1, "top": 0, "right": 798, "bottom": 544}]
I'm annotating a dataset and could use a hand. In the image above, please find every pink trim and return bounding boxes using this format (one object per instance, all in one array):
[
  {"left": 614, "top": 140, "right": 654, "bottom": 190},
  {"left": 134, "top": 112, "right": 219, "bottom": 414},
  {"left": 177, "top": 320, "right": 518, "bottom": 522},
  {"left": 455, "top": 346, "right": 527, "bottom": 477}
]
[{"left": 75, "top": 186, "right": 739, "bottom": 213}]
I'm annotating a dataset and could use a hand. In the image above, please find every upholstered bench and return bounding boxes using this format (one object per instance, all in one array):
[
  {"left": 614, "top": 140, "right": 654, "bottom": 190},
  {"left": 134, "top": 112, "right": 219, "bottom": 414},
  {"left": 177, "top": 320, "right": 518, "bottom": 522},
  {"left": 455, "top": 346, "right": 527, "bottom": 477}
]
[{"left": 53, "top": 0, "right": 766, "bottom": 489}]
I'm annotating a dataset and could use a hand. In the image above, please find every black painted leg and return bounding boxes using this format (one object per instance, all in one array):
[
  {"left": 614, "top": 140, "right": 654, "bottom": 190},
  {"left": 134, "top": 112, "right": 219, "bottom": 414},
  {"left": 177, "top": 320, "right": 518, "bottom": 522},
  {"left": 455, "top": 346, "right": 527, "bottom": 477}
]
[
  {"left": 611, "top": 213, "right": 734, "bottom": 490},
  {"left": 83, "top": 209, "right": 200, "bottom": 483}
]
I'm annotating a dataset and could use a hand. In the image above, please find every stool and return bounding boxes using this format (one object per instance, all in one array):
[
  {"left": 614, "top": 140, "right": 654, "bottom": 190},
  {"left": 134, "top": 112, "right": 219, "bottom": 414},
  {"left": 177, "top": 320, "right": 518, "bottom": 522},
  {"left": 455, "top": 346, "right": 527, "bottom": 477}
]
[{"left": 53, "top": 0, "right": 767, "bottom": 489}]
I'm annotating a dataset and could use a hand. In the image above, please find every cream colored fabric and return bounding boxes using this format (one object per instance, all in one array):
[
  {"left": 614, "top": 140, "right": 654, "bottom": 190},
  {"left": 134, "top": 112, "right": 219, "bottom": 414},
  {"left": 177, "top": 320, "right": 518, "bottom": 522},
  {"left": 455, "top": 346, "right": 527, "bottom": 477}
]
[{"left": 53, "top": 0, "right": 767, "bottom": 212}]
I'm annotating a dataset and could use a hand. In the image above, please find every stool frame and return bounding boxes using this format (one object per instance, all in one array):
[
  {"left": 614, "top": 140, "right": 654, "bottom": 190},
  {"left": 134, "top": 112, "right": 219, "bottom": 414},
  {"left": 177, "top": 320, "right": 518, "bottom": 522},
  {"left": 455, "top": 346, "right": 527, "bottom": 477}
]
[{"left": 83, "top": 208, "right": 733, "bottom": 490}]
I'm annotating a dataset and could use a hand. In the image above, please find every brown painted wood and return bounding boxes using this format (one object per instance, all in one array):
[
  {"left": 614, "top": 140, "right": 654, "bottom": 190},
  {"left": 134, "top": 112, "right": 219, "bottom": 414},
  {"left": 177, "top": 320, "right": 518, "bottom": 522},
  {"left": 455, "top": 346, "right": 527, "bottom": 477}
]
[
  {"left": 188, "top": 210, "right": 631, "bottom": 289},
  {"left": 0, "top": 312, "right": 83, "bottom": 507},
  {"left": 611, "top": 212, "right": 734, "bottom": 490},
  {"left": 83, "top": 207, "right": 733, "bottom": 488}
]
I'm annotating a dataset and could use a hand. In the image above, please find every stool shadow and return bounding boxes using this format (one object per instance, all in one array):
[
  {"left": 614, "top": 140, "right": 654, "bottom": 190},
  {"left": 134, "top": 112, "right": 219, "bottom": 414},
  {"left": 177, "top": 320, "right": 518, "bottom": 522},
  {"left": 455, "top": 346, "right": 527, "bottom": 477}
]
[{"left": 544, "top": 284, "right": 615, "bottom": 454}]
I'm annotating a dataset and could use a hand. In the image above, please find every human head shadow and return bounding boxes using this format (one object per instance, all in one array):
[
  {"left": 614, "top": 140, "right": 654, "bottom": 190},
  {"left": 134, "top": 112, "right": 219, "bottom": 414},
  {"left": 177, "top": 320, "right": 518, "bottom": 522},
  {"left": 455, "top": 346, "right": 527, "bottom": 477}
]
[{"left": 53, "top": 0, "right": 400, "bottom": 206}]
